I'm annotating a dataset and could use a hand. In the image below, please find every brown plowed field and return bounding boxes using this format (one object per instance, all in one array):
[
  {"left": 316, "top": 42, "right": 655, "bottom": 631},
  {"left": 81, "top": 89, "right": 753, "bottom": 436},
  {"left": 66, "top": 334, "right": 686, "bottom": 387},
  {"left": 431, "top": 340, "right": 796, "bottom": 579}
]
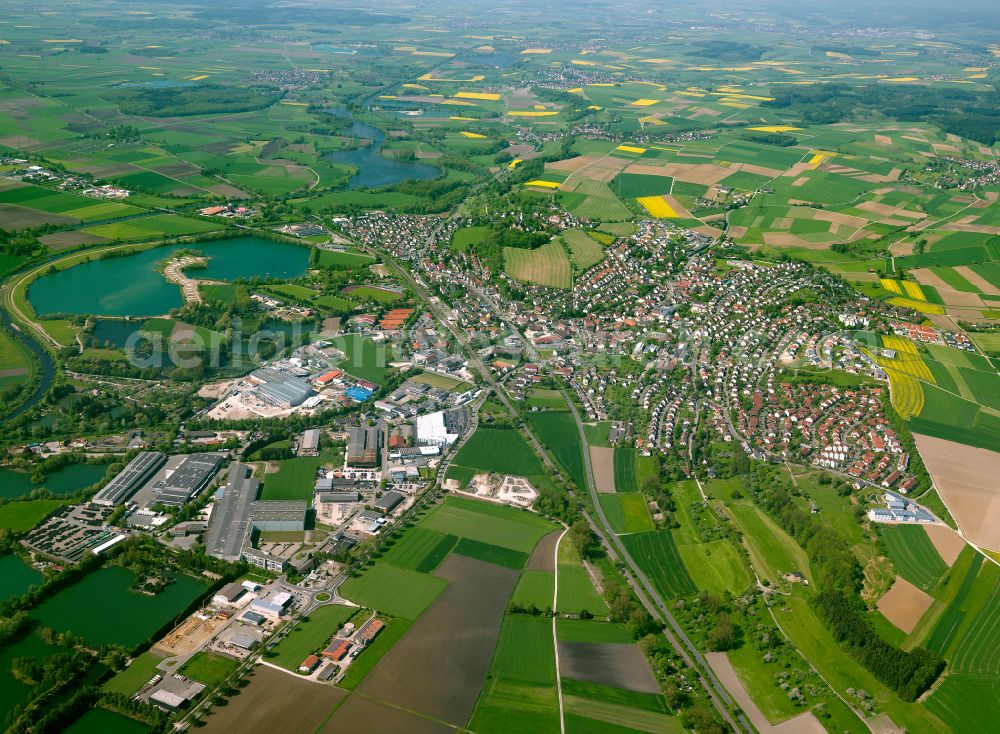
[
  {"left": 589, "top": 446, "right": 616, "bottom": 494},
  {"left": 528, "top": 530, "right": 562, "bottom": 572},
  {"left": 200, "top": 664, "right": 346, "bottom": 734},
  {"left": 924, "top": 523, "right": 966, "bottom": 565},
  {"left": 318, "top": 695, "right": 454, "bottom": 734},
  {"left": 558, "top": 641, "right": 660, "bottom": 693},
  {"left": 349, "top": 554, "right": 518, "bottom": 727},
  {"left": 876, "top": 576, "right": 933, "bottom": 634},
  {"left": 914, "top": 433, "right": 1000, "bottom": 551}
]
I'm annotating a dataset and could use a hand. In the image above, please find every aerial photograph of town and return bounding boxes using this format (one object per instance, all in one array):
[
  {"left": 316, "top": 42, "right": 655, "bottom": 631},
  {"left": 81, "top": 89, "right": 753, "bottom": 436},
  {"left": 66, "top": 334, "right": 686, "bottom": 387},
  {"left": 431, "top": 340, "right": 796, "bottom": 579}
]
[{"left": 0, "top": 0, "right": 999, "bottom": 732}]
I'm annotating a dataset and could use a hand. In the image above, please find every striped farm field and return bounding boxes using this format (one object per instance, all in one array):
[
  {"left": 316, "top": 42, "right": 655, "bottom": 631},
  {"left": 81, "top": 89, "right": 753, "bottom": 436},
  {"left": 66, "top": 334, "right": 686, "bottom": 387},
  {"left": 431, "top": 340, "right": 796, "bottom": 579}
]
[
  {"left": 504, "top": 241, "right": 572, "bottom": 289},
  {"left": 621, "top": 530, "right": 696, "bottom": 598},
  {"left": 883, "top": 365, "right": 924, "bottom": 419},
  {"left": 874, "top": 338, "right": 935, "bottom": 383},
  {"left": 562, "top": 230, "right": 605, "bottom": 270},
  {"left": 880, "top": 525, "right": 948, "bottom": 592},
  {"left": 880, "top": 278, "right": 904, "bottom": 296},
  {"left": 882, "top": 336, "right": 919, "bottom": 354},
  {"left": 902, "top": 280, "right": 926, "bottom": 300},
  {"left": 636, "top": 196, "right": 678, "bottom": 218},
  {"left": 886, "top": 296, "right": 945, "bottom": 314},
  {"left": 612, "top": 447, "right": 638, "bottom": 492},
  {"left": 945, "top": 562, "right": 1000, "bottom": 675}
]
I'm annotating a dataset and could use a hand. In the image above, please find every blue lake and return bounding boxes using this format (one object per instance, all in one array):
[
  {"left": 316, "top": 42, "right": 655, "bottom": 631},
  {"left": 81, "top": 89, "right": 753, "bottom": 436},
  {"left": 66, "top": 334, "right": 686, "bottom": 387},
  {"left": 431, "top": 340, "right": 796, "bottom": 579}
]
[
  {"left": 322, "top": 109, "right": 438, "bottom": 190},
  {"left": 29, "top": 237, "right": 311, "bottom": 318}
]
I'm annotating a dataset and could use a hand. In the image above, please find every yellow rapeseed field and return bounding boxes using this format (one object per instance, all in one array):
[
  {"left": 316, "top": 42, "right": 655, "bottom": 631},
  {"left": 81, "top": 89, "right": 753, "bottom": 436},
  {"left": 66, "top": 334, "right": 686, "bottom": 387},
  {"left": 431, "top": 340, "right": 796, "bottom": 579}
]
[
  {"left": 901, "top": 281, "right": 926, "bottom": 301},
  {"left": 524, "top": 180, "right": 561, "bottom": 189},
  {"left": 882, "top": 336, "right": 918, "bottom": 355},
  {"left": 637, "top": 196, "right": 678, "bottom": 218},
  {"left": 748, "top": 126, "right": 801, "bottom": 133},
  {"left": 880, "top": 278, "right": 904, "bottom": 295},
  {"left": 417, "top": 73, "right": 484, "bottom": 82},
  {"left": 887, "top": 297, "right": 945, "bottom": 315},
  {"left": 883, "top": 365, "right": 924, "bottom": 419},
  {"left": 460, "top": 131, "right": 487, "bottom": 139},
  {"left": 454, "top": 91, "right": 502, "bottom": 101},
  {"left": 630, "top": 99, "right": 660, "bottom": 106},
  {"left": 508, "top": 111, "right": 559, "bottom": 117},
  {"left": 508, "top": 159, "right": 522, "bottom": 169},
  {"left": 616, "top": 145, "right": 647, "bottom": 154}
]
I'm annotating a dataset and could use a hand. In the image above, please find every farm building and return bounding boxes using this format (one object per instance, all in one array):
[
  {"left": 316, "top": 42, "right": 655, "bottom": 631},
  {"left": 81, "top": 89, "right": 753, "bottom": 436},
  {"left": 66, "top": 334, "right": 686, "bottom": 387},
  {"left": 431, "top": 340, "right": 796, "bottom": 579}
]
[
  {"left": 322, "top": 639, "right": 352, "bottom": 661},
  {"left": 299, "top": 654, "right": 321, "bottom": 673},
  {"left": 355, "top": 618, "right": 385, "bottom": 645}
]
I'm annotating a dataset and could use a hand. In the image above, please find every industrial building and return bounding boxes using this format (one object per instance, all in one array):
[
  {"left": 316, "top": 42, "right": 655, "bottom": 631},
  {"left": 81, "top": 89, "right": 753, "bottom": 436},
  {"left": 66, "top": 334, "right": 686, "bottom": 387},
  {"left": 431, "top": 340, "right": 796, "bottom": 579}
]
[
  {"left": 415, "top": 409, "right": 467, "bottom": 447},
  {"left": 251, "top": 500, "right": 307, "bottom": 532},
  {"left": 92, "top": 451, "right": 166, "bottom": 505},
  {"left": 205, "top": 463, "right": 260, "bottom": 562},
  {"left": 149, "top": 453, "right": 225, "bottom": 507},
  {"left": 299, "top": 428, "right": 320, "bottom": 455},
  {"left": 146, "top": 675, "right": 205, "bottom": 713},
  {"left": 249, "top": 368, "right": 314, "bottom": 408},
  {"left": 243, "top": 547, "right": 290, "bottom": 573},
  {"left": 374, "top": 490, "right": 405, "bottom": 513},
  {"left": 347, "top": 425, "right": 382, "bottom": 467},
  {"left": 212, "top": 582, "right": 246, "bottom": 605}
]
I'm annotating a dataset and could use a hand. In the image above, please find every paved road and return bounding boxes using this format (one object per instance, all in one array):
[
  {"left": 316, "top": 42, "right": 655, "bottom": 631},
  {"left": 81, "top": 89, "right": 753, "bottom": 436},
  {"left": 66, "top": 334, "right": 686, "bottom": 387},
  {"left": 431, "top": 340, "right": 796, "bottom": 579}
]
[
  {"left": 561, "top": 387, "right": 754, "bottom": 734},
  {"left": 552, "top": 528, "right": 568, "bottom": 734}
]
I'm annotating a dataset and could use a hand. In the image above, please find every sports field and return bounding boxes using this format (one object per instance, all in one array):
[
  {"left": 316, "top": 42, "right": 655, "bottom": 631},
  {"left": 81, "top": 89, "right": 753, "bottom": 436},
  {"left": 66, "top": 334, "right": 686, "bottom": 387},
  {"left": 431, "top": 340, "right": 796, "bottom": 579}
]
[
  {"left": 180, "top": 651, "right": 240, "bottom": 686},
  {"left": 260, "top": 456, "right": 325, "bottom": 503}
]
